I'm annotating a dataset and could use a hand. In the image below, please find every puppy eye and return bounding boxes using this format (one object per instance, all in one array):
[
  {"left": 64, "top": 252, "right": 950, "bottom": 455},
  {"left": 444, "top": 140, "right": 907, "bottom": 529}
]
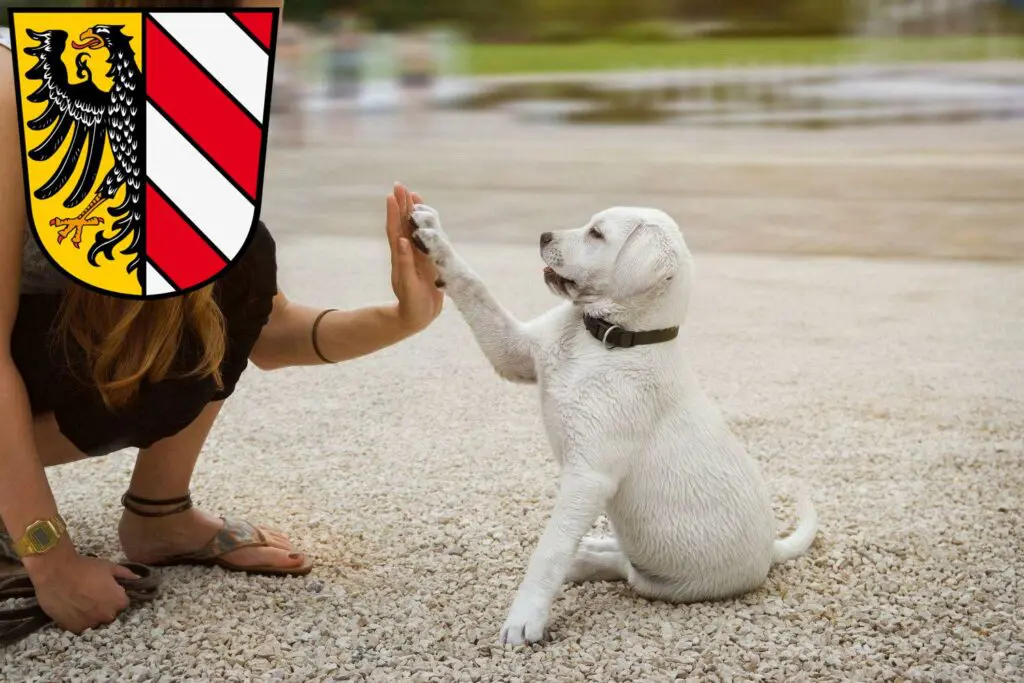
[{"left": 588, "top": 227, "right": 603, "bottom": 239}]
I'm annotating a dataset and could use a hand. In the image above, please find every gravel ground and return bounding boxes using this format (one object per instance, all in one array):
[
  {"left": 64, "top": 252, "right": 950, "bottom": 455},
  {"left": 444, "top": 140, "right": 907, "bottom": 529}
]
[{"left": 2, "top": 234, "right": 1021, "bottom": 682}]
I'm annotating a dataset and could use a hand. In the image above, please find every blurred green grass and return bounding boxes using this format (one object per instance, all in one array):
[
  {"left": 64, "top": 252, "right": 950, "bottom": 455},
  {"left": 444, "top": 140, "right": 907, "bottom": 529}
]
[{"left": 466, "top": 37, "right": 1024, "bottom": 75}]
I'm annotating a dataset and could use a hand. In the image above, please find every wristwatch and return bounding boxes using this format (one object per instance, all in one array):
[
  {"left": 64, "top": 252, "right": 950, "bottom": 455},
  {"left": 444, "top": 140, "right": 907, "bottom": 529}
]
[{"left": 13, "top": 514, "right": 68, "bottom": 558}]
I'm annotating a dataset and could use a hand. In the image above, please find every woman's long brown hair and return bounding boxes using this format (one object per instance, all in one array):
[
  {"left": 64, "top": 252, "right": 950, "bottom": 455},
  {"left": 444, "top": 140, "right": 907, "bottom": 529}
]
[
  {"left": 57, "top": 287, "right": 227, "bottom": 410},
  {"left": 62, "top": 0, "right": 241, "bottom": 409}
]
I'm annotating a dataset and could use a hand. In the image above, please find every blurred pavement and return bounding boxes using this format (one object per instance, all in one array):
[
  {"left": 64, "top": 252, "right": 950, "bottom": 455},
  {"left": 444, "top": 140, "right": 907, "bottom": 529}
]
[{"left": 262, "top": 112, "right": 1024, "bottom": 262}]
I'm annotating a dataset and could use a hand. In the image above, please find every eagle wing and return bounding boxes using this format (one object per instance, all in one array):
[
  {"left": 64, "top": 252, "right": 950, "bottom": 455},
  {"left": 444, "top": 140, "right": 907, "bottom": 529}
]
[{"left": 22, "top": 29, "right": 111, "bottom": 209}]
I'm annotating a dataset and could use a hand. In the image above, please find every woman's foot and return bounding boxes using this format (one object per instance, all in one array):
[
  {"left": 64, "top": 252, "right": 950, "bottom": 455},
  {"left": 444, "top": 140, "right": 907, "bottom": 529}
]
[{"left": 118, "top": 504, "right": 309, "bottom": 573}]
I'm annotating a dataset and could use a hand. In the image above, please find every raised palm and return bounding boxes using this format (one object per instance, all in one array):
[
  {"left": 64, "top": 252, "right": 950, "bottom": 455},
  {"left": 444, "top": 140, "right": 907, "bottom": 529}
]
[{"left": 387, "top": 183, "right": 444, "bottom": 331}]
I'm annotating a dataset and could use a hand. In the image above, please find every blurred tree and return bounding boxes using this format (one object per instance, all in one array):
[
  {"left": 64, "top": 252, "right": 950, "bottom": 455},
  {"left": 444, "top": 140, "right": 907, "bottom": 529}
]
[
  {"left": 671, "top": 0, "right": 727, "bottom": 21},
  {"left": 670, "top": 0, "right": 849, "bottom": 35},
  {"left": 291, "top": 0, "right": 352, "bottom": 22},
  {"left": 313, "top": 0, "right": 529, "bottom": 38},
  {"left": 782, "top": 0, "right": 850, "bottom": 34},
  {"left": 529, "top": 0, "right": 673, "bottom": 28}
]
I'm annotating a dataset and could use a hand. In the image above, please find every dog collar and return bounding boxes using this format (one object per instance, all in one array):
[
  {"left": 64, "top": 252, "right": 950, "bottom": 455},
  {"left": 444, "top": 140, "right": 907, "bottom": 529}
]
[{"left": 584, "top": 315, "right": 679, "bottom": 350}]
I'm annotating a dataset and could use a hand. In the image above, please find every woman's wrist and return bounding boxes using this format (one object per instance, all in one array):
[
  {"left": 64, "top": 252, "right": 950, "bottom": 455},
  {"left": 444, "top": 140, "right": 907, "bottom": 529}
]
[
  {"left": 388, "top": 301, "right": 426, "bottom": 335},
  {"left": 307, "top": 303, "right": 421, "bottom": 365},
  {"left": 21, "top": 536, "right": 77, "bottom": 583}
]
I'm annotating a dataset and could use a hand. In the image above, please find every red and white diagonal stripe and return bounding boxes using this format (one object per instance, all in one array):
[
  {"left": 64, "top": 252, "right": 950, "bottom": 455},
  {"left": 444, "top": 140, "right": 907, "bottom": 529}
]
[{"left": 143, "top": 11, "right": 274, "bottom": 296}]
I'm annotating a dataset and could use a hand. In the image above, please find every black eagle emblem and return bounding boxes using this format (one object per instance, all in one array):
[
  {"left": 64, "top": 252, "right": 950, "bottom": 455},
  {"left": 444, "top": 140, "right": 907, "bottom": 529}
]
[{"left": 22, "top": 24, "right": 144, "bottom": 276}]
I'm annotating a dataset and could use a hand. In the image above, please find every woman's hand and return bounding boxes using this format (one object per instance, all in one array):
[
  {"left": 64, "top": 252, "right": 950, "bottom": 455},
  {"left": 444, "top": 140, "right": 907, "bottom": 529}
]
[
  {"left": 25, "top": 545, "right": 138, "bottom": 634},
  {"left": 387, "top": 183, "right": 443, "bottom": 333},
  {"left": 249, "top": 182, "right": 444, "bottom": 370}
]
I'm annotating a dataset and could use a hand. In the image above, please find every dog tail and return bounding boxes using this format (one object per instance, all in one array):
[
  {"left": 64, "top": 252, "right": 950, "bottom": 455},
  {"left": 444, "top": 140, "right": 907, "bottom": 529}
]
[{"left": 771, "top": 491, "right": 818, "bottom": 564}]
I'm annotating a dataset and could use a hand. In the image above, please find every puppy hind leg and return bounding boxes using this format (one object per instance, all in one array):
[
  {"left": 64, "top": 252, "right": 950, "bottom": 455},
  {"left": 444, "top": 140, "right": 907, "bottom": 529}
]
[
  {"left": 624, "top": 565, "right": 711, "bottom": 604},
  {"left": 566, "top": 548, "right": 630, "bottom": 584},
  {"left": 579, "top": 535, "right": 621, "bottom": 554},
  {"left": 626, "top": 568, "right": 745, "bottom": 605}
]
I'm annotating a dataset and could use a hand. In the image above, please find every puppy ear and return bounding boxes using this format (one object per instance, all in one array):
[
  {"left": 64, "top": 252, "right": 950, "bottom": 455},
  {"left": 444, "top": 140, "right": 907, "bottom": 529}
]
[{"left": 609, "top": 222, "right": 676, "bottom": 300}]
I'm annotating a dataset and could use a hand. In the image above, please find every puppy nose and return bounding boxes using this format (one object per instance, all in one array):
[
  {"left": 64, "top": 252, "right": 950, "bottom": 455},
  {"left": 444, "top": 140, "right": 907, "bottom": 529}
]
[{"left": 540, "top": 232, "right": 553, "bottom": 247}]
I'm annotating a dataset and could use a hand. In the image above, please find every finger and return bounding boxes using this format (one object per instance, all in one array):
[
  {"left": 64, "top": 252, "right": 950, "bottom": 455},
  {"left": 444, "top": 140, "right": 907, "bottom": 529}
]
[
  {"left": 394, "top": 184, "right": 417, "bottom": 239},
  {"left": 110, "top": 563, "right": 140, "bottom": 581},
  {"left": 398, "top": 237, "right": 415, "bottom": 266},
  {"left": 395, "top": 182, "right": 411, "bottom": 217},
  {"left": 393, "top": 182, "right": 409, "bottom": 218},
  {"left": 385, "top": 195, "right": 402, "bottom": 263},
  {"left": 108, "top": 585, "right": 131, "bottom": 613},
  {"left": 410, "top": 192, "right": 423, "bottom": 205},
  {"left": 397, "top": 238, "right": 423, "bottom": 286}
]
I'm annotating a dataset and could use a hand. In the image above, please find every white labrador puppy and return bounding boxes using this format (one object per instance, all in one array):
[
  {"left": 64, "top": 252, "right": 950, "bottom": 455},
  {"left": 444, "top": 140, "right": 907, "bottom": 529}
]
[{"left": 409, "top": 204, "right": 818, "bottom": 647}]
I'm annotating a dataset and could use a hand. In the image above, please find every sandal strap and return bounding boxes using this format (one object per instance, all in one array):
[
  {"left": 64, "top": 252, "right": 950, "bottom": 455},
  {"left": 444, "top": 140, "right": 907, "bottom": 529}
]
[
  {"left": 121, "top": 491, "right": 194, "bottom": 518},
  {"left": 160, "top": 517, "right": 268, "bottom": 563}
]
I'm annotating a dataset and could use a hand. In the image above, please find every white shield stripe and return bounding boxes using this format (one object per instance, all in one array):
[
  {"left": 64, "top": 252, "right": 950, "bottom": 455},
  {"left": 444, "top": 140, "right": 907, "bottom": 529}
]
[
  {"left": 145, "top": 261, "right": 176, "bottom": 296},
  {"left": 148, "top": 12, "right": 268, "bottom": 123},
  {"left": 146, "top": 102, "right": 253, "bottom": 260}
]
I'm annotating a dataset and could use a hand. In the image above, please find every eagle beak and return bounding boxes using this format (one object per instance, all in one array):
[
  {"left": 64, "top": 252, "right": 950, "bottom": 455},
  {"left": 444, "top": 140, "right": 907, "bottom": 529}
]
[{"left": 72, "top": 29, "right": 104, "bottom": 50}]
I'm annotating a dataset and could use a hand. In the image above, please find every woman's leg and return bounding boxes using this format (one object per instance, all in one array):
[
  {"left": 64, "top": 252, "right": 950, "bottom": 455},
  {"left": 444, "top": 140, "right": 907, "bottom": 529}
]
[
  {"left": 26, "top": 403, "right": 307, "bottom": 571},
  {"left": 117, "top": 401, "right": 306, "bottom": 571},
  {"left": 33, "top": 412, "right": 90, "bottom": 466}
]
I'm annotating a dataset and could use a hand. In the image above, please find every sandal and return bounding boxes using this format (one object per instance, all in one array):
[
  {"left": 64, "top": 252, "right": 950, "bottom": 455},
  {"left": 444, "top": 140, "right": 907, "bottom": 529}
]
[
  {"left": 0, "top": 561, "right": 160, "bottom": 646},
  {"left": 121, "top": 492, "right": 314, "bottom": 577}
]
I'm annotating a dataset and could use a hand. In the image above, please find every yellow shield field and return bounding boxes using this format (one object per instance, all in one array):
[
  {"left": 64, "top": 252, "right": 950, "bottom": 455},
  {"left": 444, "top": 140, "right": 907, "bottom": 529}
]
[{"left": 11, "top": 11, "right": 144, "bottom": 297}]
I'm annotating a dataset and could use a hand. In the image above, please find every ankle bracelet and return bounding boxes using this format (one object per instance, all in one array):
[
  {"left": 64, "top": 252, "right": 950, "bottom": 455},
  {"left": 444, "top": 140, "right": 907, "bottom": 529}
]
[{"left": 121, "top": 491, "right": 194, "bottom": 518}]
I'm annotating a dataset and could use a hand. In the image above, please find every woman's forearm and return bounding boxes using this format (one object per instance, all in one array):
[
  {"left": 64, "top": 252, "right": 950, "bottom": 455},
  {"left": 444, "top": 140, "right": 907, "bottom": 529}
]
[
  {"left": 251, "top": 298, "right": 417, "bottom": 370},
  {"left": 0, "top": 45, "right": 72, "bottom": 573},
  {"left": 0, "top": 358, "right": 73, "bottom": 570}
]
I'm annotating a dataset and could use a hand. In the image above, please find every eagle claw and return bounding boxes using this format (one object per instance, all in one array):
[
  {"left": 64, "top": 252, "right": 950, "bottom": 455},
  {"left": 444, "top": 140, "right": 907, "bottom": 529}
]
[{"left": 51, "top": 216, "right": 105, "bottom": 248}]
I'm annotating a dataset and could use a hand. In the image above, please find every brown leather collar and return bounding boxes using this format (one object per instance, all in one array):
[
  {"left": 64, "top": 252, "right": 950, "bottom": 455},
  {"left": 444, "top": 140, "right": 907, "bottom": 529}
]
[{"left": 584, "top": 315, "right": 679, "bottom": 349}]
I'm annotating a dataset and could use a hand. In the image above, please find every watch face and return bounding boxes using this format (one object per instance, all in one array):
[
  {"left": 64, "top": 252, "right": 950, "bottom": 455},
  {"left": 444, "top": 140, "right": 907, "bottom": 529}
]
[{"left": 30, "top": 526, "right": 53, "bottom": 546}]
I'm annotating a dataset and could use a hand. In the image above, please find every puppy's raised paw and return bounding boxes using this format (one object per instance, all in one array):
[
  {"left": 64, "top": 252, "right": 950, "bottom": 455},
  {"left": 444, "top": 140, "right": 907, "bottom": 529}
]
[
  {"left": 409, "top": 203, "right": 443, "bottom": 232},
  {"left": 409, "top": 204, "right": 454, "bottom": 267}
]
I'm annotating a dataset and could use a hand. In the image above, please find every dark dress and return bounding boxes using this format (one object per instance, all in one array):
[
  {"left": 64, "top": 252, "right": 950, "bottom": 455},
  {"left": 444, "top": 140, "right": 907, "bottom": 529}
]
[{"left": 11, "top": 222, "right": 279, "bottom": 458}]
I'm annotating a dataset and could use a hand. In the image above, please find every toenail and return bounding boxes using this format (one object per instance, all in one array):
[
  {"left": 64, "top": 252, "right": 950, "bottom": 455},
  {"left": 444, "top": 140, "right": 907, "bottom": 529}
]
[{"left": 289, "top": 553, "right": 302, "bottom": 560}]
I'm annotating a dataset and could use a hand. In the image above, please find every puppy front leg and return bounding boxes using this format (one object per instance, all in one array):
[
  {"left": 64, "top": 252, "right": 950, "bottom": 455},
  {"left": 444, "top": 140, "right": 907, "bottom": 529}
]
[
  {"left": 500, "top": 465, "right": 618, "bottom": 646},
  {"left": 410, "top": 205, "right": 536, "bottom": 383}
]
